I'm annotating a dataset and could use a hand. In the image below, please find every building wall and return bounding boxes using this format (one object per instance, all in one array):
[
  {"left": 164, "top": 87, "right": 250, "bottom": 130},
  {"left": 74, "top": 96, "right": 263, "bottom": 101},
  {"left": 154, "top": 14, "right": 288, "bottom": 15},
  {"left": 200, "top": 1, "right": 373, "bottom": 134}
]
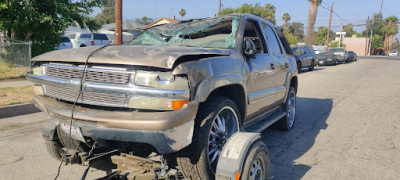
[{"left": 335, "top": 35, "right": 369, "bottom": 56}]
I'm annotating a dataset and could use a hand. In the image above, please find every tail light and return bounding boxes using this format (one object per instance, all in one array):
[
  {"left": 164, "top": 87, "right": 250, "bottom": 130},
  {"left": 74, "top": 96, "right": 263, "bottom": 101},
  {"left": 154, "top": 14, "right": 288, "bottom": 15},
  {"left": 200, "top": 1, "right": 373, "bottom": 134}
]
[{"left": 91, "top": 41, "right": 94, "bottom": 46}]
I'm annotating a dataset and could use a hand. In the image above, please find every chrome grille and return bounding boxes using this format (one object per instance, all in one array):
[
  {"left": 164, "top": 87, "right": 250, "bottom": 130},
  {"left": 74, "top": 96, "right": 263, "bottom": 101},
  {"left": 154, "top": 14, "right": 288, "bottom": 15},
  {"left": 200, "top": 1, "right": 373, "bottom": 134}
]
[
  {"left": 44, "top": 64, "right": 131, "bottom": 84},
  {"left": 44, "top": 85, "right": 128, "bottom": 107}
]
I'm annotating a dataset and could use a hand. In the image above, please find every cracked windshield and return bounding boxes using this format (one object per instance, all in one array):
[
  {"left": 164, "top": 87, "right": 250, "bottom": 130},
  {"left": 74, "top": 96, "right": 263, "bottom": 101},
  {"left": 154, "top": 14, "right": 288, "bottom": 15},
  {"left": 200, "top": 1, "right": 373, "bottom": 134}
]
[{"left": 131, "top": 17, "right": 239, "bottom": 48}]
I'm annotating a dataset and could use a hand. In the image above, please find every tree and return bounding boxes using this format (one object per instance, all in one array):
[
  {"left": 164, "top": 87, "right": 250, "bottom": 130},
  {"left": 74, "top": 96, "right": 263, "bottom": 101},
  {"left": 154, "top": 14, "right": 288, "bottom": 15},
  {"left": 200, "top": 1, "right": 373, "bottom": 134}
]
[
  {"left": 179, "top": 8, "right": 186, "bottom": 19},
  {"left": 282, "top": 13, "right": 291, "bottom": 27},
  {"left": 0, "top": 0, "right": 103, "bottom": 56},
  {"left": 343, "top": 24, "right": 357, "bottom": 37},
  {"left": 305, "top": 0, "right": 322, "bottom": 45},
  {"left": 93, "top": 0, "right": 115, "bottom": 25},
  {"left": 288, "top": 22, "right": 305, "bottom": 41},
  {"left": 329, "top": 41, "right": 346, "bottom": 48},
  {"left": 134, "top": 16, "right": 154, "bottom": 25},
  {"left": 314, "top": 26, "right": 334, "bottom": 45},
  {"left": 284, "top": 32, "right": 298, "bottom": 45},
  {"left": 382, "top": 15, "right": 399, "bottom": 54},
  {"left": 219, "top": 3, "right": 276, "bottom": 24}
]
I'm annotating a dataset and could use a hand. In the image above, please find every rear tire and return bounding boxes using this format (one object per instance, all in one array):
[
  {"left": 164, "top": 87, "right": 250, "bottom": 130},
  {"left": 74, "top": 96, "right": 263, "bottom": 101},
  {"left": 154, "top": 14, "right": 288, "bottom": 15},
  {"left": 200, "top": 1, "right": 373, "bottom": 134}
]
[
  {"left": 176, "top": 97, "right": 240, "bottom": 180},
  {"left": 241, "top": 140, "right": 271, "bottom": 180},
  {"left": 274, "top": 86, "right": 296, "bottom": 131}
]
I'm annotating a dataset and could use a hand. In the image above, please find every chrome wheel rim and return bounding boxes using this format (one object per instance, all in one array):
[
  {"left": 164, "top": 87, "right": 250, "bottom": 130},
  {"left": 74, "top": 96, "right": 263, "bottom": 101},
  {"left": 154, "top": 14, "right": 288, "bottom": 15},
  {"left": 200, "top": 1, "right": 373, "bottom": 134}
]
[
  {"left": 287, "top": 91, "right": 296, "bottom": 127},
  {"left": 208, "top": 106, "right": 239, "bottom": 173},
  {"left": 249, "top": 158, "right": 265, "bottom": 180}
]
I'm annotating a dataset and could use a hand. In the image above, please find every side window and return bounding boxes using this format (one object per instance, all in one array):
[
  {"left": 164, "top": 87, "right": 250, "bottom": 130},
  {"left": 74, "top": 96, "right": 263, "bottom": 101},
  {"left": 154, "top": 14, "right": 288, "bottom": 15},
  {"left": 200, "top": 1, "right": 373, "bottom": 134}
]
[
  {"left": 302, "top": 47, "right": 308, "bottom": 54},
  {"left": 276, "top": 29, "right": 293, "bottom": 55},
  {"left": 243, "top": 20, "right": 265, "bottom": 53},
  {"left": 80, "top": 34, "right": 91, "bottom": 39},
  {"left": 262, "top": 24, "right": 282, "bottom": 54}
]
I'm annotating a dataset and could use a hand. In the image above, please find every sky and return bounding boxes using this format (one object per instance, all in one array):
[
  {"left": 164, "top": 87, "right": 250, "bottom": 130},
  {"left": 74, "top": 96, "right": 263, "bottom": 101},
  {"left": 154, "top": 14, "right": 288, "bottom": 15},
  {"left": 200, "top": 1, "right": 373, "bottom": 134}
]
[{"left": 95, "top": 0, "right": 400, "bottom": 37}]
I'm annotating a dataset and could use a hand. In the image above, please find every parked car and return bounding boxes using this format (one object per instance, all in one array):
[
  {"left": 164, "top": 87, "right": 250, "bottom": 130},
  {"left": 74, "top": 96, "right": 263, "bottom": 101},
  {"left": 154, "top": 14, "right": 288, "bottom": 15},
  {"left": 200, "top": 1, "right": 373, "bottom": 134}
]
[
  {"left": 27, "top": 14, "right": 298, "bottom": 180},
  {"left": 54, "top": 36, "right": 72, "bottom": 50},
  {"left": 66, "top": 32, "right": 109, "bottom": 48},
  {"left": 93, "top": 33, "right": 110, "bottom": 46},
  {"left": 329, "top": 47, "right": 347, "bottom": 63},
  {"left": 346, "top": 51, "right": 357, "bottom": 62},
  {"left": 316, "top": 51, "right": 338, "bottom": 66},
  {"left": 292, "top": 45, "right": 316, "bottom": 71},
  {"left": 389, "top": 49, "right": 398, "bottom": 56}
]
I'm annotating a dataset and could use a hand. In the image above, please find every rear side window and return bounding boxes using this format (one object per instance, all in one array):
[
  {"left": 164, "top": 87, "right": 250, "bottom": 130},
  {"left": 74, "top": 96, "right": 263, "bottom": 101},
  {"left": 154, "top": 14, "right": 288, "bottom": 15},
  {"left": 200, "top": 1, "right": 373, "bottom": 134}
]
[
  {"left": 94, "top": 33, "right": 109, "bottom": 40},
  {"left": 66, "top": 34, "right": 76, "bottom": 39},
  {"left": 80, "top": 34, "right": 92, "bottom": 38},
  {"left": 275, "top": 29, "right": 293, "bottom": 55},
  {"left": 61, "top": 37, "right": 70, "bottom": 42},
  {"left": 262, "top": 24, "right": 282, "bottom": 54}
]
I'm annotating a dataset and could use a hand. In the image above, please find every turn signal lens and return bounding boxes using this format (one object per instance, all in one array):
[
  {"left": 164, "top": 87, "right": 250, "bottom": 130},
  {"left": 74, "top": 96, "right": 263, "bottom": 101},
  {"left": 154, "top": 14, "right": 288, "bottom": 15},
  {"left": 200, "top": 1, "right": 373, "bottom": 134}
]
[{"left": 172, "top": 99, "right": 189, "bottom": 110}]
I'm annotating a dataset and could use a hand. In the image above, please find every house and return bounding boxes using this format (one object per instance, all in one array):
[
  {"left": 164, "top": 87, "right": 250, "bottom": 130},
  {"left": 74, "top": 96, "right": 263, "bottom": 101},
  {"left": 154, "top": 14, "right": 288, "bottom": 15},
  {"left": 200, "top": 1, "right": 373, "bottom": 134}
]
[
  {"left": 335, "top": 35, "right": 369, "bottom": 56},
  {"left": 144, "top": 17, "right": 179, "bottom": 29}
]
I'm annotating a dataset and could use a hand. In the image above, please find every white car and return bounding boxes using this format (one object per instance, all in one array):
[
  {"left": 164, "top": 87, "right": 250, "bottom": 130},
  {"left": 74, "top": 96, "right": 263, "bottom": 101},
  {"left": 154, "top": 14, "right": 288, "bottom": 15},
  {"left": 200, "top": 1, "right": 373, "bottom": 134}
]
[
  {"left": 66, "top": 32, "right": 109, "bottom": 48},
  {"left": 54, "top": 36, "right": 73, "bottom": 50},
  {"left": 389, "top": 49, "right": 398, "bottom": 56}
]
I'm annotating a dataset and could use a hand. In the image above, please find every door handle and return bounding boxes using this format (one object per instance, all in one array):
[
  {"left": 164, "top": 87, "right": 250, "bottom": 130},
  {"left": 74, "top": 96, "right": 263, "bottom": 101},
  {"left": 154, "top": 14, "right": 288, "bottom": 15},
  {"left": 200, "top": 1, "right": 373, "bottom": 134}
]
[{"left": 270, "top": 63, "right": 275, "bottom": 70}]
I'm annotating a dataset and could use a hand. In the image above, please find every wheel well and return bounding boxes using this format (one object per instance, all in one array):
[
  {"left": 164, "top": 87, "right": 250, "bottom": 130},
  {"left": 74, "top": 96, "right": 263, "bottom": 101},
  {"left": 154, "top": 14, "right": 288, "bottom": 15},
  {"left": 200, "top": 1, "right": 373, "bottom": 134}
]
[
  {"left": 290, "top": 76, "right": 298, "bottom": 93},
  {"left": 206, "top": 84, "right": 246, "bottom": 124}
]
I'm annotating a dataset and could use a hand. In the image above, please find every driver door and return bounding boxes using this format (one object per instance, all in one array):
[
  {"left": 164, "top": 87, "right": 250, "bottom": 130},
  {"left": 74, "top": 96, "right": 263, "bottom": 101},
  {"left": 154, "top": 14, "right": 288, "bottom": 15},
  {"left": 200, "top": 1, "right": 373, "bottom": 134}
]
[{"left": 244, "top": 20, "right": 278, "bottom": 123}]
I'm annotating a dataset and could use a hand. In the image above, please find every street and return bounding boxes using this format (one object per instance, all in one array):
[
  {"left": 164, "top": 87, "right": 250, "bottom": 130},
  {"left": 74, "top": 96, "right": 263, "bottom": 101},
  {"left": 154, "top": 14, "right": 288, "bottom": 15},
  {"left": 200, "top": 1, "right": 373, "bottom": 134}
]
[{"left": 1, "top": 57, "right": 400, "bottom": 179}]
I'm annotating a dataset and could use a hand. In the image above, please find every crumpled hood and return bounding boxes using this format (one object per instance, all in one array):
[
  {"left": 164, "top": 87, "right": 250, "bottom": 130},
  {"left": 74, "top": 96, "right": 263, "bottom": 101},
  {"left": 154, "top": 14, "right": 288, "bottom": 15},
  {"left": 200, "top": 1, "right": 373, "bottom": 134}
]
[{"left": 32, "top": 45, "right": 231, "bottom": 69}]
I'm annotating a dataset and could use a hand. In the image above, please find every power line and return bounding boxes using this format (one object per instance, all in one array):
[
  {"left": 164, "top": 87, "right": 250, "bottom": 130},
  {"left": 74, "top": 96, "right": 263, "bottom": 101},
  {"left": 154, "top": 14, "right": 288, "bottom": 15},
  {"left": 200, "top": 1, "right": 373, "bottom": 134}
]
[{"left": 319, "top": 4, "right": 352, "bottom": 24}]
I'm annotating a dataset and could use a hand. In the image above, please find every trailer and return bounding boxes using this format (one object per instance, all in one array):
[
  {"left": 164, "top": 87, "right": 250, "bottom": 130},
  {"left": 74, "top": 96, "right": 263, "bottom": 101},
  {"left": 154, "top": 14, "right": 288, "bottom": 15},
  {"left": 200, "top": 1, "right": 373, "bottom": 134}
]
[{"left": 89, "top": 132, "right": 270, "bottom": 180}]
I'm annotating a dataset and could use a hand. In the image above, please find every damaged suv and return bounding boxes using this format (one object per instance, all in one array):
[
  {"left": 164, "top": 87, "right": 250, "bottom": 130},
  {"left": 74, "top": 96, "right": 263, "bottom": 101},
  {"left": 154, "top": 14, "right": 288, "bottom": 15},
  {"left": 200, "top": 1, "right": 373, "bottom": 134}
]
[{"left": 28, "top": 14, "right": 298, "bottom": 179}]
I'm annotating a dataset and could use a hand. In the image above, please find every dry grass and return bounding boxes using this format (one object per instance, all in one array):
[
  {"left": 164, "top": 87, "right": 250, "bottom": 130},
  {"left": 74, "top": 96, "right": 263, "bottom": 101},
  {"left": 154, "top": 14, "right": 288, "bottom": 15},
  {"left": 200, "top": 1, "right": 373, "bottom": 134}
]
[
  {"left": 0, "top": 85, "right": 33, "bottom": 106},
  {"left": 0, "top": 63, "right": 28, "bottom": 80}
]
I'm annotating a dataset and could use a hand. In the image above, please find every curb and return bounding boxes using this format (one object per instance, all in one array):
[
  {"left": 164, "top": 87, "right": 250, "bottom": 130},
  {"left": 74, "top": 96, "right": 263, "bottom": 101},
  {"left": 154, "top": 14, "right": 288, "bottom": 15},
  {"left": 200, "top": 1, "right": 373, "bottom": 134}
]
[{"left": 0, "top": 103, "right": 40, "bottom": 119}]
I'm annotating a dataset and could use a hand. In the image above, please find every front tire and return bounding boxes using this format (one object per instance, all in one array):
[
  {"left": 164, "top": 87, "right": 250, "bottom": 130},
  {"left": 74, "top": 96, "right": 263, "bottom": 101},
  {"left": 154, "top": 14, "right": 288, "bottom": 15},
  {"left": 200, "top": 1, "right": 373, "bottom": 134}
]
[
  {"left": 297, "top": 61, "right": 302, "bottom": 72},
  {"left": 176, "top": 97, "right": 240, "bottom": 180},
  {"left": 274, "top": 86, "right": 296, "bottom": 131},
  {"left": 45, "top": 140, "right": 64, "bottom": 161},
  {"left": 308, "top": 60, "right": 315, "bottom": 71}
]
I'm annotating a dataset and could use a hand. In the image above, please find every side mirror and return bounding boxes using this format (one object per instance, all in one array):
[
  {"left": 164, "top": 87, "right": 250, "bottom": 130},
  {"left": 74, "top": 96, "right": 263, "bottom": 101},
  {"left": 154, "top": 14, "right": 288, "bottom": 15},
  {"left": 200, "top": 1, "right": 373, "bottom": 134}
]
[{"left": 243, "top": 39, "right": 256, "bottom": 57}]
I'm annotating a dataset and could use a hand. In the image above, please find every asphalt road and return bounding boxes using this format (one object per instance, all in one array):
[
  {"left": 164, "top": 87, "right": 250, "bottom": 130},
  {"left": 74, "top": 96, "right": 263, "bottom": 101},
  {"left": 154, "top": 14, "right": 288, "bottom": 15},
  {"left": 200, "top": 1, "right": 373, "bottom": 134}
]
[{"left": 1, "top": 57, "right": 399, "bottom": 179}]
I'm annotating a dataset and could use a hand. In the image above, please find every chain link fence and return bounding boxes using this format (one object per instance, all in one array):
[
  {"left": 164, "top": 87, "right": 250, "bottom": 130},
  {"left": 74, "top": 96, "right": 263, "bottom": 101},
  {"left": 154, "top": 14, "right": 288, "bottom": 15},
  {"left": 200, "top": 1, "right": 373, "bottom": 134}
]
[
  {"left": 0, "top": 40, "right": 32, "bottom": 79},
  {"left": 0, "top": 40, "right": 31, "bottom": 67}
]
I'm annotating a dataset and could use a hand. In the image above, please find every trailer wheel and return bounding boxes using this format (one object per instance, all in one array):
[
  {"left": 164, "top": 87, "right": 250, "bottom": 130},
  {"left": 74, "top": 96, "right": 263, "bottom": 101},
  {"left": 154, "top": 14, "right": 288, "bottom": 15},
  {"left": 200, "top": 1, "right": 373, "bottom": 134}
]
[{"left": 241, "top": 140, "right": 270, "bottom": 180}]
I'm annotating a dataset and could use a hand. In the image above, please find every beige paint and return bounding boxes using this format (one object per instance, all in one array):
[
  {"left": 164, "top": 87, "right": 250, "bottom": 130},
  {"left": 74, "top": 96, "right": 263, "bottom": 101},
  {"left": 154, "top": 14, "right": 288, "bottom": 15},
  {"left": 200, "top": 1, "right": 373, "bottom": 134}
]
[{"left": 335, "top": 35, "right": 369, "bottom": 56}]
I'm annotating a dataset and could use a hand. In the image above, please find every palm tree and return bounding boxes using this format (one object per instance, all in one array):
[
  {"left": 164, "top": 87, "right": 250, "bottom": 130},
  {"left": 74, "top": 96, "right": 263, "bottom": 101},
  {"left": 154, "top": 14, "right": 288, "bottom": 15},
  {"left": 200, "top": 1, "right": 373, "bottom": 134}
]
[
  {"left": 179, "top": 8, "right": 186, "bottom": 20},
  {"left": 305, "top": 0, "right": 322, "bottom": 45},
  {"left": 264, "top": 3, "right": 276, "bottom": 24},
  {"left": 383, "top": 15, "right": 399, "bottom": 54},
  {"left": 282, "top": 13, "right": 291, "bottom": 27}
]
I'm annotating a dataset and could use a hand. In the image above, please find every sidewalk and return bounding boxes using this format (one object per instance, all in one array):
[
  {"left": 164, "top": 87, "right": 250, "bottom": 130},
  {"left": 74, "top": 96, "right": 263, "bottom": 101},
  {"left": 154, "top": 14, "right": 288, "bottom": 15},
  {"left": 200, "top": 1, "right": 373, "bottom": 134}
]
[{"left": 0, "top": 79, "right": 33, "bottom": 88}]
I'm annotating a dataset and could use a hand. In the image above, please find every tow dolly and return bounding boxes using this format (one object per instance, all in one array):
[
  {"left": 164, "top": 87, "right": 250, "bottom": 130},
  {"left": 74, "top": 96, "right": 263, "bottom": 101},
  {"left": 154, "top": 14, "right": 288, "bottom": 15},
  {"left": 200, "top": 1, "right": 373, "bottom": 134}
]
[{"left": 71, "top": 132, "right": 271, "bottom": 180}]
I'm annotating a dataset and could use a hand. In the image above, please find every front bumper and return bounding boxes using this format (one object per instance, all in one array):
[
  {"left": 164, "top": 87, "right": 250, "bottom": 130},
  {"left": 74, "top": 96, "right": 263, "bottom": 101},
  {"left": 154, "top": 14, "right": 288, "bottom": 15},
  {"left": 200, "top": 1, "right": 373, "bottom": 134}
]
[
  {"left": 317, "top": 59, "right": 335, "bottom": 66},
  {"left": 34, "top": 95, "right": 198, "bottom": 154}
]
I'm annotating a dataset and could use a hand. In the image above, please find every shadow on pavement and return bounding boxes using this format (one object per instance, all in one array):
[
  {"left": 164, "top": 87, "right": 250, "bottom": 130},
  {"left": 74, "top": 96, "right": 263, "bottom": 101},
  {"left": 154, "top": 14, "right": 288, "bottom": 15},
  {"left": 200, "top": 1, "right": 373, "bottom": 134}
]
[
  {"left": 261, "top": 97, "right": 333, "bottom": 179},
  {"left": 299, "top": 67, "right": 325, "bottom": 73}
]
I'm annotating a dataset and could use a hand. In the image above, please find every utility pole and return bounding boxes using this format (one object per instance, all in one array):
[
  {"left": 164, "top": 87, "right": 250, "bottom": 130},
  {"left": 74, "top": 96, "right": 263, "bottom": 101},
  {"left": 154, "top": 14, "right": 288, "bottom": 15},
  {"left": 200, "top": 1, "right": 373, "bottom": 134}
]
[
  {"left": 115, "top": 0, "right": 122, "bottom": 45},
  {"left": 219, "top": 0, "right": 222, "bottom": 14},
  {"left": 338, "top": 24, "right": 343, "bottom": 47},
  {"left": 365, "top": 16, "right": 369, "bottom": 56},
  {"left": 326, "top": 2, "right": 334, "bottom": 51},
  {"left": 379, "top": 0, "right": 384, "bottom": 16},
  {"left": 368, "top": 18, "right": 374, "bottom": 56}
]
